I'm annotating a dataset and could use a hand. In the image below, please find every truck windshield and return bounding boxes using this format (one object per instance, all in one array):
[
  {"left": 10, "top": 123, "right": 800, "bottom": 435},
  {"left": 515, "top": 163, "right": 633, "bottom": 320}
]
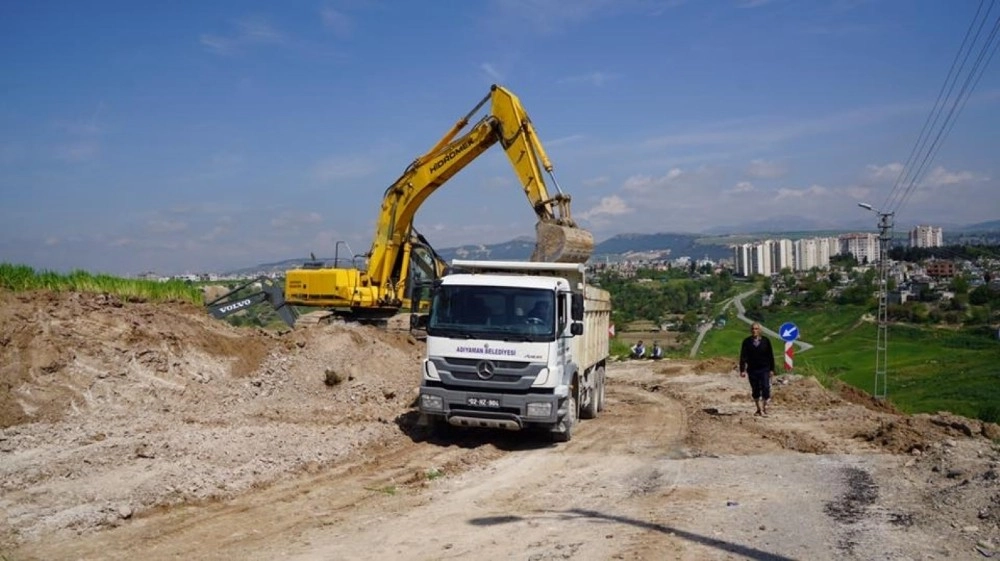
[{"left": 427, "top": 285, "right": 555, "bottom": 341}]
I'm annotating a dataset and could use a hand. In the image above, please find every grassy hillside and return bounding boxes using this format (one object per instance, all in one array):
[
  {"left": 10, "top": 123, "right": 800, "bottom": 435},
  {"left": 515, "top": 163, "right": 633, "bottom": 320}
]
[
  {"left": 0, "top": 264, "right": 202, "bottom": 304},
  {"left": 698, "top": 304, "right": 1000, "bottom": 422}
]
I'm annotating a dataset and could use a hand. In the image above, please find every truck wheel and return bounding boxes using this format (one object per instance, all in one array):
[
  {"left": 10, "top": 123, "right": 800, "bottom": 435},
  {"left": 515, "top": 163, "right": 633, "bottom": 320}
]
[
  {"left": 551, "top": 395, "right": 577, "bottom": 443},
  {"left": 596, "top": 367, "right": 606, "bottom": 412},
  {"left": 421, "top": 414, "right": 452, "bottom": 439},
  {"left": 581, "top": 384, "right": 598, "bottom": 420}
]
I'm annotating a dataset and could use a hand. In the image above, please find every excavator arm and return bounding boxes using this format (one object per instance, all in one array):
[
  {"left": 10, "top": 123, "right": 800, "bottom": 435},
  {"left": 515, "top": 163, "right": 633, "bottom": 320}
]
[
  {"left": 205, "top": 277, "right": 298, "bottom": 328},
  {"left": 367, "top": 84, "right": 593, "bottom": 287},
  {"left": 282, "top": 84, "right": 593, "bottom": 321}
]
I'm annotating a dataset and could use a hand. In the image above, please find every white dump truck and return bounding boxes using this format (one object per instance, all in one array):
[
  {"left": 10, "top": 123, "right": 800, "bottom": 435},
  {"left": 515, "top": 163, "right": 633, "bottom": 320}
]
[{"left": 414, "top": 260, "right": 611, "bottom": 442}]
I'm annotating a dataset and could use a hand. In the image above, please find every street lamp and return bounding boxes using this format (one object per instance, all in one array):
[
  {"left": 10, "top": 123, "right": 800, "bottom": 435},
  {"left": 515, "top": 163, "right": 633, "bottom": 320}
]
[{"left": 857, "top": 202, "right": 893, "bottom": 399}]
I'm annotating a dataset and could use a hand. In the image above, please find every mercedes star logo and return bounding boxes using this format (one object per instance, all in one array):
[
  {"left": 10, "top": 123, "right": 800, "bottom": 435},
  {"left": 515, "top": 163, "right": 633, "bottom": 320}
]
[{"left": 476, "top": 360, "right": 496, "bottom": 380}]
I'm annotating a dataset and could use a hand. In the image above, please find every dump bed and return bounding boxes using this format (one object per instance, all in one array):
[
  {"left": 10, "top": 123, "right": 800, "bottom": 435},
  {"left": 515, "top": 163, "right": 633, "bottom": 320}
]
[{"left": 575, "top": 283, "right": 611, "bottom": 371}]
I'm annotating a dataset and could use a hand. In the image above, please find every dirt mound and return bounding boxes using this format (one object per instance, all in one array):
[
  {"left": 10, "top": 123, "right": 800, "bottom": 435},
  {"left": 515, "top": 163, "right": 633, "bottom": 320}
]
[
  {"left": 0, "top": 289, "right": 425, "bottom": 546},
  {"left": 692, "top": 357, "right": 734, "bottom": 374},
  {"left": 832, "top": 380, "right": 904, "bottom": 415},
  {"left": 0, "top": 290, "right": 278, "bottom": 428}
]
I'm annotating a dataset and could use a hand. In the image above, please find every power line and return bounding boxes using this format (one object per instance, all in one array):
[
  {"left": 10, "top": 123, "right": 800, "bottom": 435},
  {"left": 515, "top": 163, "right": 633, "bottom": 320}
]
[
  {"left": 886, "top": 1, "right": 1000, "bottom": 215},
  {"left": 894, "top": 8, "right": 1000, "bottom": 214},
  {"left": 881, "top": 0, "right": 992, "bottom": 212},
  {"left": 860, "top": 2, "right": 1000, "bottom": 399}
]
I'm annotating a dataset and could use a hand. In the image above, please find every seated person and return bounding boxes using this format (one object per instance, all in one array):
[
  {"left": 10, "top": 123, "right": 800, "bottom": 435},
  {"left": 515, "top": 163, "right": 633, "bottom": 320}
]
[
  {"left": 525, "top": 301, "right": 551, "bottom": 323},
  {"left": 464, "top": 297, "right": 490, "bottom": 323},
  {"left": 650, "top": 342, "right": 663, "bottom": 360},
  {"left": 631, "top": 340, "right": 646, "bottom": 359}
]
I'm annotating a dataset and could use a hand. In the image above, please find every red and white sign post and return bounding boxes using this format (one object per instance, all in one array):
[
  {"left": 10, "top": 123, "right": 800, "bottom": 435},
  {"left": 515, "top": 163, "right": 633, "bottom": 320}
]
[{"left": 779, "top": 322, "right": 798, "bottom": 374}]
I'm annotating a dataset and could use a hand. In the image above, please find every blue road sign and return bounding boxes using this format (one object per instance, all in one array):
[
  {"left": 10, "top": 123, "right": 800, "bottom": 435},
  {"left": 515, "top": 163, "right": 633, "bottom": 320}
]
[{"left": 779, "top": 322, "right": 799, "bottom": 342}]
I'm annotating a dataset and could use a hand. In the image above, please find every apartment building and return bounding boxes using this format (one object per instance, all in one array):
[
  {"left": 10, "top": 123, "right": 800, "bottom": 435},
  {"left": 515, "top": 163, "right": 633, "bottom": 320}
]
[
  {"left": 840, "top": 232, "right": 880, "bottom": 264},
  {"left": 909, "top": 225, "right": 943, "bottom": 248}
]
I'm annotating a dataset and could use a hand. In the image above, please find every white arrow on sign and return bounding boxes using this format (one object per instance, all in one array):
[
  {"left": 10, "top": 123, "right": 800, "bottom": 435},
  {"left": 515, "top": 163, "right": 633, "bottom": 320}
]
[{"left": 782, "top": 326, "right": 797, "bottom": 339}]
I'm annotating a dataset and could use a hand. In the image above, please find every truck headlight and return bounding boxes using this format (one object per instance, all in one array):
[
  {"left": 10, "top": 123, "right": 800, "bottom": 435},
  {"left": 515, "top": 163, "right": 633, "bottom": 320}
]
[
  {"left": 423, "top": 360, "right": 441, "bottom": 381},
  {"left": 421, "top": 394, "right": 443, "bottom": 411},
  {"left": 526, "top": 402, "right": 551, "bottom": 417},
  {"left": 530, "top": 367, "right": 550, "bottom": 386}
]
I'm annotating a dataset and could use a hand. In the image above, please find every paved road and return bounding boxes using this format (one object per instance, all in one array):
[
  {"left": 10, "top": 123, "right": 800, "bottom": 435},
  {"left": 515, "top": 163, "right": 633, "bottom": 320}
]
[{"left": 689, "top": 289, "right": 813, "bottom": 358}]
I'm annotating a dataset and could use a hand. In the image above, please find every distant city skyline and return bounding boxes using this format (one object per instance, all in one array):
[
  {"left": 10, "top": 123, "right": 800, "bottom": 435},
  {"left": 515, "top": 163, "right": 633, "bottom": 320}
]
[{"left": 2, "top": 2, "right": 997, "bottom": 275}]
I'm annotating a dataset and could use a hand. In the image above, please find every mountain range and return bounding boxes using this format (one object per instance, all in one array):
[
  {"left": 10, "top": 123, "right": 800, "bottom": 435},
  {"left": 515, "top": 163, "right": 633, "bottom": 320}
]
[{"left": 225, "top": 220, "right": 1000, "bottom": 276}]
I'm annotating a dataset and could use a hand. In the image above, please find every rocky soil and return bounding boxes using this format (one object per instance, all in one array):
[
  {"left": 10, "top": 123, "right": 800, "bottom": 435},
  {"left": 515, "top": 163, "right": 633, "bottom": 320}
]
[{"left": 1, "top": 290, "right": 998, "bottom": 560}]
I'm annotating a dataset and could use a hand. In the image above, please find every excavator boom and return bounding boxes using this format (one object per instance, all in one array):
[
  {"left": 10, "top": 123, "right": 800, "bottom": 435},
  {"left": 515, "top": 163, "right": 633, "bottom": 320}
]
[{"left": 248, "top": 84, "right": 594, "bottom": 324}]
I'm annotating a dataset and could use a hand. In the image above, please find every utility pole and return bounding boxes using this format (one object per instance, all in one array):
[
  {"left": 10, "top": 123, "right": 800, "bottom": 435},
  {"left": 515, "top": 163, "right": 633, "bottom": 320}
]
[{"left": 859, "top": 203, "right": 894, "bottom": 399}]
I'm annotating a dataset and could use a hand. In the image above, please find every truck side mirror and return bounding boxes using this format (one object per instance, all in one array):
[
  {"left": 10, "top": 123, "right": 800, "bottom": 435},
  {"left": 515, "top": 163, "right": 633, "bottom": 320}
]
[
  {"left": 571, "top": 293, "right": 584, "bottom": 322},
  {"left": 410, "top": 314, "right": 428, "bottom": 330},
  {"left": 570, "top": 321, "right": 583, "bottom": 336}
]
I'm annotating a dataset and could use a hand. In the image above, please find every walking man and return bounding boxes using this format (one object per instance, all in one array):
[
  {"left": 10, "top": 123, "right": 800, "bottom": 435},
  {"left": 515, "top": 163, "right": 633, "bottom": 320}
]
[{"left": 739, "top": 322, "right": 776, "bottom": 417}]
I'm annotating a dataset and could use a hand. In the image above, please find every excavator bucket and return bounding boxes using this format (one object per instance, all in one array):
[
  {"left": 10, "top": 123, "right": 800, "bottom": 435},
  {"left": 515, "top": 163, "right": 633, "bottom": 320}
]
[{"left": 530, "top": 221, "right": 595, "bottom": 264}]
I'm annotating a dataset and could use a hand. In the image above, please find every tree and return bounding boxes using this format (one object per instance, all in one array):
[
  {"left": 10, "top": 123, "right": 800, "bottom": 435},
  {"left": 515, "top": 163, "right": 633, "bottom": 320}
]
[
  {"left": 969, "top": 285, "right": 990, "bottom": 305},
  {"left": 950, "top": 275, "right": 969, "bottom": 295}
]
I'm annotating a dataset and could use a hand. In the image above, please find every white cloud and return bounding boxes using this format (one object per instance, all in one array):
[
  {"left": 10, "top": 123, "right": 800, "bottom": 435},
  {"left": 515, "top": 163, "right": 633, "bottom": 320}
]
[
  {"left": 146, "top": 220, "right": 189, "bottom": 235},
  {"left": 271, "top": 211, "right": 323, "bottom": 229},
  {"left": 579, "top": 195, "right": 632, "bottom": 220},
  {"left": 921, "top": 166, "right": 979, "bottom": 188},
  {"left": 746, "top": 159, "right": 786, "bottom": 179},
  {"left": 480, "top": 63, "right": 504, "bottom": 82},
  {"left": 544, "top": 134, "right": 586, "bottom": 147},
  {"left": 320, "top": 8, "right": 353, "bottom": 38},
  {"left": 55, "top": 140, "right": 100, "bottom": 163},
  {"left": 774, "top": 184, "right": 829, "bottom": 200},
  {"left": 311, "top": 154, "right": 376, "bottom": 182},
  {"left": 844, "top": 185, "right": 871, "bottom": 201},
  {"left": 730, "top": 181, "right": 755, "bottom": 193},
  {"left": 199, "top": 226, "right": 230, "bottom": 242},
  {"left": 642, "top": 101, "right": 925, "bottom": 152},
  {"left": 582, "top": 176, "right": 610, "bottom": 187},
  {"left": 622, "top": 168, "right": 683, "bottom": 194},
  {"left": 201, "top": 17, "right": 285, "bottom": 55},
  {"left": 559, "top": 72, "right": 616, "bottom": 87},
  {"left": 865, "top": 162, "right": 903, "bottom": 182},
  {"left": 486, "top": 0, "right": 679, "bottom": 34},
  {"left": 52, "top": 107, "right": 105, "bottom": 163}
]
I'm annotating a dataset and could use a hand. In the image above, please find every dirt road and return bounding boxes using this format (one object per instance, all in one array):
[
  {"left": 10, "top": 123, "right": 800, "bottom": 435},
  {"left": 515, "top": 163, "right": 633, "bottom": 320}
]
[{"left": 2, "top": 291, "right": 998, "bottom": 560}]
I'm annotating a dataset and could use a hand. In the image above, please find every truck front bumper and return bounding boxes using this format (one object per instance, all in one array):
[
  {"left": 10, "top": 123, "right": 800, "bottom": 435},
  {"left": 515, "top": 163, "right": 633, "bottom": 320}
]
[{"left": 419, "top": 386, "right": 568, "bottom": 430}]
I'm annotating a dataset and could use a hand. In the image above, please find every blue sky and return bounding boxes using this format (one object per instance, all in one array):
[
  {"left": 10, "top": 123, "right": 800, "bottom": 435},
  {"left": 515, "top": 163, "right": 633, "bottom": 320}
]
[{"left": 2, "top": 0, "right": 998, "bottom": 275}]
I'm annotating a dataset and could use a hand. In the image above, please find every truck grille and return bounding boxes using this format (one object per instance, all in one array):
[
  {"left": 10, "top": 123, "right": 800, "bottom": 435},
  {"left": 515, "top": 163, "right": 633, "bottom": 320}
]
[
  {"left": 451, "top": 372, "right": 521, "bottom": 383},
  {"left": 445, "top": 357, "right": 530, "bottom": 369}
]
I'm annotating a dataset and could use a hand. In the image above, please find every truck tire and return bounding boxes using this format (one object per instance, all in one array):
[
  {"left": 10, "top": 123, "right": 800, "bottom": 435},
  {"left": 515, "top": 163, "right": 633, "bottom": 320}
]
[
  {"left": 420, "top": 414, "right": 452, "bottom": 440},
  {"left": 581, "top": 367, "right": 606, "bottom": 419},
  {"left": 596, "top": 367, "right": 607, "bottom": 412},
  {"left": 551, "top": 395, "right": 577, "bottom": 443},
  {"left": 581, "top": 381, "right": 598, "bottom": 420}
]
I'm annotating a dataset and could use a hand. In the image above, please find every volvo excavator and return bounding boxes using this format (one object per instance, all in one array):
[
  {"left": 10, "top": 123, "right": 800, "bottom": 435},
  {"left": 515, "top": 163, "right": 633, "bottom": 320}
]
[{"left": 207, "top": 84, "right": 594, "bottom": 326}]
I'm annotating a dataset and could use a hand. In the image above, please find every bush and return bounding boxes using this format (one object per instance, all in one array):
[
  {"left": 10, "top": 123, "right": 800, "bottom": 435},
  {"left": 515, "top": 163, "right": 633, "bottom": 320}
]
[{"left": 978, "top": 404, "right": 1000, "bottom": 424}]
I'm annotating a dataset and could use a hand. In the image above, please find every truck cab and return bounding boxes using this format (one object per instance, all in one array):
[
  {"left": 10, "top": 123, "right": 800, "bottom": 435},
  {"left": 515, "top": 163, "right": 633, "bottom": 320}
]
[{"left": 415, "top": 260, "right": 610, "bottom": 442}]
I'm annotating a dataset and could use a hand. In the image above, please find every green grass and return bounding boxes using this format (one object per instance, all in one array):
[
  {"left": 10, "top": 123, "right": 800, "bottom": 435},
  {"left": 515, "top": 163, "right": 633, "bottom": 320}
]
[
  {"left": 697, "top": 302, "right": 1000, "bottom": 421},
  {"left": 0, "top": 263, "right": 203, "bottom": 304},
  {"left": 694, "top": 309, "right": 746, "bottom": 359}
]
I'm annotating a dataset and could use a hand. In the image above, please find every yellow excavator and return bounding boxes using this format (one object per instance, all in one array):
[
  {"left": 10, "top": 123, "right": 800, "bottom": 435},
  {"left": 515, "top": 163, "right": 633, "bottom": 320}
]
[{"left": 208, "top": 84, "right": 594, "bottom": 325}]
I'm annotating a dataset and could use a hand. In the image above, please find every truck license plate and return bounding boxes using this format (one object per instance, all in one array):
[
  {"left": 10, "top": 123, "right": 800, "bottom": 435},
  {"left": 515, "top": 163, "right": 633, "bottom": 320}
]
[{"left": 467, "top": 396, "right": 501, "bottom": 408}]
